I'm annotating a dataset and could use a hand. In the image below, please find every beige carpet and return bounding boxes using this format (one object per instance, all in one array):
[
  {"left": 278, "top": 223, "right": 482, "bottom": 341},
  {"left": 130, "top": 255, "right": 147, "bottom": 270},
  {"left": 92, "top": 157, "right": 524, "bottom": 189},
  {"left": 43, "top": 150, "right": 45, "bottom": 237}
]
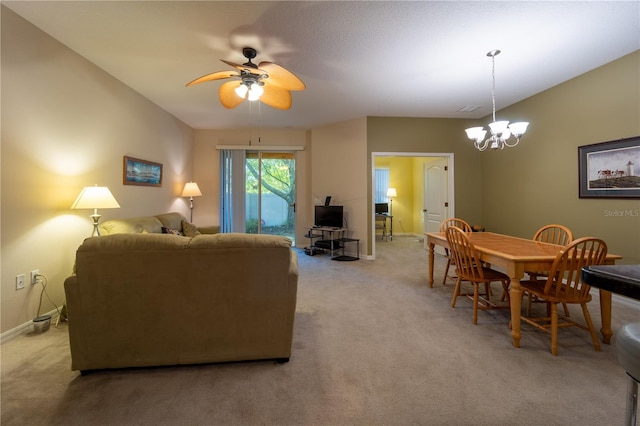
[{"left": 2, "top": 235, "right": 639, "bottom": 425}]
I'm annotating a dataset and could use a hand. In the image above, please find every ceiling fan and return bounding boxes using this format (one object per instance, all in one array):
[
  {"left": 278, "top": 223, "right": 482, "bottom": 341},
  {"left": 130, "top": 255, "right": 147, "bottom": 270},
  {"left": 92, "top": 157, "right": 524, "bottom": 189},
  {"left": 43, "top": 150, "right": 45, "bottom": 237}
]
[{"left": 186, "top": 47, "right": 305, "bottom": 110}]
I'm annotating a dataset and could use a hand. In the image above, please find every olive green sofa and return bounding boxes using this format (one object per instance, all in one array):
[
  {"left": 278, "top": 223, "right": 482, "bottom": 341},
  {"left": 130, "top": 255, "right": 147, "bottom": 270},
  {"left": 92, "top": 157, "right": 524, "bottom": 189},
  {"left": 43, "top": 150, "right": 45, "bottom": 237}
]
[{"left": 64, "top": 232, "right": 298, "bottom": 373}]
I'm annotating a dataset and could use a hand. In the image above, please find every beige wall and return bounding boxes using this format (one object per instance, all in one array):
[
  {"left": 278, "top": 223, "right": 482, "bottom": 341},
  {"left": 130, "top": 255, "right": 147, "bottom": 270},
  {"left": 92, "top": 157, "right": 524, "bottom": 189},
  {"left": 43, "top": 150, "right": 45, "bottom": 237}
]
[
  {"left": 1, "top": 8, "right": 195, "bottom": 333},
  {"left": 310, "top": 118, "right": 368, "bottom": 252},
  {"left": 481, "top": 51, "right": 640, "bottom": 264}
]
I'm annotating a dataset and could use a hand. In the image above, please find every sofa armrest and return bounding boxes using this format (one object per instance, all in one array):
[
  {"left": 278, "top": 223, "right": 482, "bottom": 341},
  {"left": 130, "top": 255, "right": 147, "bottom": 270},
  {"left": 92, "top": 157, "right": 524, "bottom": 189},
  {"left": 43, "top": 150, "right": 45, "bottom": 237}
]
[{"left": 197, "top": 225, "right": 220, "bottom": 234}]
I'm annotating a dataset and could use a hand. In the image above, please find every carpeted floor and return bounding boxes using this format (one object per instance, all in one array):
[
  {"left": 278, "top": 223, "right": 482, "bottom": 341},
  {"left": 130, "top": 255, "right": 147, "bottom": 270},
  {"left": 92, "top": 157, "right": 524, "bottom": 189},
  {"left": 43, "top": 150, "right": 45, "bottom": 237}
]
[{"left": 1, "top": 235, "right": 639, "bottom": 425}]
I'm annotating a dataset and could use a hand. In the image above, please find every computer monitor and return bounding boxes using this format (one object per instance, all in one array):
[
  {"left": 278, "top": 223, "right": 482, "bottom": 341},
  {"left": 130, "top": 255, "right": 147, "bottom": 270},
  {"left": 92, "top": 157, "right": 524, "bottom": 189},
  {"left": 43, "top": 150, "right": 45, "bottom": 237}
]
[
  {"left": 375, "top": 203, "right": 389, "bottom": 214},
  {"left": 314, "top": 205, "right": 343, "bottom": 228}
]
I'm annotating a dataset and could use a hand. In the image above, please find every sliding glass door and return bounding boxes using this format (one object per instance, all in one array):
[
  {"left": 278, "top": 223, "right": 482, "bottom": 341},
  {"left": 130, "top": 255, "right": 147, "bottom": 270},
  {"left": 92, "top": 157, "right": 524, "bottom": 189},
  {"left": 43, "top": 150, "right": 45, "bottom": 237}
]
[
  {"left": 220, "top": 149, "right": 296, "bottom": 244},
  {"left": 245, "top": 151, "right": 296, "bottom": 244}
]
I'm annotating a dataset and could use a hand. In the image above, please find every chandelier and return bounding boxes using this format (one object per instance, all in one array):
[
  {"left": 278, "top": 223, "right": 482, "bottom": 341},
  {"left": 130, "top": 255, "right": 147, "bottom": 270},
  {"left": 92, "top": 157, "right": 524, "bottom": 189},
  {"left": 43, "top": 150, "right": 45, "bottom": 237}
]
[{"left": 465, "top": 50, "right": 529, "bottom": 151}]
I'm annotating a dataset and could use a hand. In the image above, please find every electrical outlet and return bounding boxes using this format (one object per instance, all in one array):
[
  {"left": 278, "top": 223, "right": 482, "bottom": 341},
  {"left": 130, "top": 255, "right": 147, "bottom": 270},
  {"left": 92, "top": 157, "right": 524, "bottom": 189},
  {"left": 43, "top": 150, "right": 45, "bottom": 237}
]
[
  {"left": 31, "top": 270, "right": 40, "bottom": 285},
  {"left": 16, "top": 274, "right": 25, "bottom": 290}
]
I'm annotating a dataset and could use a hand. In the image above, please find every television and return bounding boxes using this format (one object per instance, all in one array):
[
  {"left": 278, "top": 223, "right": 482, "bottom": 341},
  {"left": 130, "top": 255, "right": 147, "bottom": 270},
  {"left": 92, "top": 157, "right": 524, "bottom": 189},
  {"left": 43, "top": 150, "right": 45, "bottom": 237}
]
[
  {"left": 314, "top": 205, "right": 343, "bottom": 228},
  {"left": 375, "top": 203, "right": 389, "bottom": 214}
]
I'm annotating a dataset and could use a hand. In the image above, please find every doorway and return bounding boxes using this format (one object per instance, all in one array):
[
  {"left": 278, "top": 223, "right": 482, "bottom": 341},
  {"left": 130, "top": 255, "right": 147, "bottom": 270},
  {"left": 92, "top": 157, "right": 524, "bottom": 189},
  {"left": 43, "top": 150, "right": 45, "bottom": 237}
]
[{"left": 371, "top": 152, "right": 454, "bottom": 259}]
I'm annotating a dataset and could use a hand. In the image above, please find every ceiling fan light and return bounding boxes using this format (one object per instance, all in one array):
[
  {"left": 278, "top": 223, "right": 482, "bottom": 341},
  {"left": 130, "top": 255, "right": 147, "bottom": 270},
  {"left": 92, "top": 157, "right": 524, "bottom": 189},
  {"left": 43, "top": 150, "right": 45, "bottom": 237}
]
[
  {"left": 234, "top": 84, "right": 248, "bottom": 98},
  {"left": 247, "top": 83, "right": 264, "bottom": 101},
  {"left": 509, "top": 122, "right": 529, "bottom": 137}
]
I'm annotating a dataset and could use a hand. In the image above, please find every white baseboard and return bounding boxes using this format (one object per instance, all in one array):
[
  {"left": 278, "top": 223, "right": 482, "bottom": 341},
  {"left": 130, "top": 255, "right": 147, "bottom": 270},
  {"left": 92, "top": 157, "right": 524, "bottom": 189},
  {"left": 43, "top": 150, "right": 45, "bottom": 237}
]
[{"left": 1, "top": 309, "right": 61, "bottom": 344}]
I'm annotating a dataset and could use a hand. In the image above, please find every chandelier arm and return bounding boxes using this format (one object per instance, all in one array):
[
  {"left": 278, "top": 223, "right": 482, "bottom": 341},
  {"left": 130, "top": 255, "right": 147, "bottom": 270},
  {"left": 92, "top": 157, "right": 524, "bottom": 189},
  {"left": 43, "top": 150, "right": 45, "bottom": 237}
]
[
  {"left": 503, "top": 137, "right": 521, "bottom": 148},
  {"left": 476, "top": 138, "right": 490, "bottom": 151}
]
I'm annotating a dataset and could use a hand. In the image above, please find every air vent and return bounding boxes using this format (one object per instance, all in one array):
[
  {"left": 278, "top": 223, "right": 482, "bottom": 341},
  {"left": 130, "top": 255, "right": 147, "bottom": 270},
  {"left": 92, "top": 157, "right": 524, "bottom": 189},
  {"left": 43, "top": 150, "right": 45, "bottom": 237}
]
[{"left": 458, "top": 105, "right": 482, "bottom": 112}]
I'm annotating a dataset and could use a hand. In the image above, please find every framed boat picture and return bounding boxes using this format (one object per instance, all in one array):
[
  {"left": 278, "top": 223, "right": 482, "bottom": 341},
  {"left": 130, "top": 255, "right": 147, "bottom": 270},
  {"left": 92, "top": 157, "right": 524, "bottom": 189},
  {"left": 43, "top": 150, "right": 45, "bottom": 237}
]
[{"left": 123, "top": 156, "right": 163, "bottom": 187}]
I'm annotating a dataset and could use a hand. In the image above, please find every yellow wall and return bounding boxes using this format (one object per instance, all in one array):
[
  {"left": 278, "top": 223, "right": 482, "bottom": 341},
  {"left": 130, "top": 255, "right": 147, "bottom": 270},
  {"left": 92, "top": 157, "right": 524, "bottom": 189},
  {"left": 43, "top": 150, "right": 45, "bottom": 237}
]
[
  {"left": 1, "top": 7, "right": 195, "bottom": 333},
  {"left": 374, "top": 156, "right": 416, "bottom": 234}
]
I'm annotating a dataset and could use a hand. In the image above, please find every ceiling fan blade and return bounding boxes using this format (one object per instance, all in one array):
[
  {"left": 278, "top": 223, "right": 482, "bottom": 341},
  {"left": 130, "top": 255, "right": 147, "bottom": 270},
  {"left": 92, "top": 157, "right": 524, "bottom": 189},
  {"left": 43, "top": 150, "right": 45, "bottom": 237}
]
[
  {"left": 220, "top": 59, "right": 267, "bottom": 76},
  {"left": 185, "top": 70, "right": 238, "bottom": 87},
  {"left": 258, "top": 62, "right": 306, "bottom": 91},
  {"left": 219, "top": 81, "right": 245, "bottom": 109},
  {"left": 260, "top": 84, "right": 292, "bottom": 110}
]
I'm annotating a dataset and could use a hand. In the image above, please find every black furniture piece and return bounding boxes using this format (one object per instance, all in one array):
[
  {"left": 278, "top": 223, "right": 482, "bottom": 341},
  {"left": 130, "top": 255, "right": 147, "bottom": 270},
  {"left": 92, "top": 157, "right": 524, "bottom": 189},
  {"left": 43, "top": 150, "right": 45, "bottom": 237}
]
[
  {"left": 582, "top": 265, "right": 640, "bottom": 426},
  {"left": 304, "top": 227, "right": 359, "bottom": 261},
  {"left": 582, "top": 265, "right": 640, "bottom": 301}
]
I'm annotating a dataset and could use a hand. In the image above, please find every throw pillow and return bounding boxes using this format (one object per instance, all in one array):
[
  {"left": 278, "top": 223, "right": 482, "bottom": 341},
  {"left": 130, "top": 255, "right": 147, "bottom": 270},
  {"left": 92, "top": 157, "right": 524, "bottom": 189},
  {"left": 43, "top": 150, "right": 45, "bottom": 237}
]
[
  {"left": 181, "top": 220, "right": 201, "bottom": 238},
  {"left": 161, "top": 227, "right": 183, "bottom": 236}
]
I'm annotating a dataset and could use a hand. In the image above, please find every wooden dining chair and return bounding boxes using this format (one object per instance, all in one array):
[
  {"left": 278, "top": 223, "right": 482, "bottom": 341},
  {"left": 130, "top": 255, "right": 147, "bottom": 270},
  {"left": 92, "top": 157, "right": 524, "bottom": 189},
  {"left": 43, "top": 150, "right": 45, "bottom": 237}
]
[
  {"left": 445, "top": 226, "right": 511, "bottom": 325},
  {"left": 440, "top": 218, "right": 472, "bottom": 285},
  {"left": 520, "top": 236, "right": 608, "bottom": 356},
  {"left": 526, "top": 224, "right": 574, "bottom": 315}
]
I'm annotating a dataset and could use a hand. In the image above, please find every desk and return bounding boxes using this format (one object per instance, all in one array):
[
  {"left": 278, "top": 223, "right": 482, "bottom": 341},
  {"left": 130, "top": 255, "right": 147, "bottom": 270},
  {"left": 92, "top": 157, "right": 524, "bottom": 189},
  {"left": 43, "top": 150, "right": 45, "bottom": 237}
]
[
  {"left": 425, "top": 231, "right": 622, "bottom": 348},
  {"left": 376, "top": 214, "right": 393, "bottom": 241}
]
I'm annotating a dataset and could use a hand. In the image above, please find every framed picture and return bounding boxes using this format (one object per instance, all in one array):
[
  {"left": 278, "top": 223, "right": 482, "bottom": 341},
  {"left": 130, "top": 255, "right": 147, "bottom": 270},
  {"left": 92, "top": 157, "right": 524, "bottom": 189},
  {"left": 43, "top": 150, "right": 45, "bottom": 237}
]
[
  {"left": 578, "top": 136, "right": 640, "bottom": 198},
  {"left": 123, "top": 156, "right": 163, "bottom": 187}
]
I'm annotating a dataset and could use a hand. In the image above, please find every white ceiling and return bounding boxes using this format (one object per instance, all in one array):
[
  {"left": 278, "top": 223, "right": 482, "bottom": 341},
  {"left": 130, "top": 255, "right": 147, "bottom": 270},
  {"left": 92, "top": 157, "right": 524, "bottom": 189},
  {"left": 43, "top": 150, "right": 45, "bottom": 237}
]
[{"left": 3, "top": 1, "right": 639, "bottom": 130}]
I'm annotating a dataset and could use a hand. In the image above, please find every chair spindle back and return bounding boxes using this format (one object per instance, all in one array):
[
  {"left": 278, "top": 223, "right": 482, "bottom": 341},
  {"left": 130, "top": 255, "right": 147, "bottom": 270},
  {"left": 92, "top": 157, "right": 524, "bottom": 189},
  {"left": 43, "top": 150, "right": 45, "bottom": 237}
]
[{"left": 543, "top": 237, "right": 608, "bottom": 300}]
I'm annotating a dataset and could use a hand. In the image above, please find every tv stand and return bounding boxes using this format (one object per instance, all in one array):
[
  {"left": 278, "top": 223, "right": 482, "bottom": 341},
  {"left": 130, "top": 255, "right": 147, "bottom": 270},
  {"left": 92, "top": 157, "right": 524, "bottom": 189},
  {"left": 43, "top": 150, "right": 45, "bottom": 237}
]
[{"left": 304, "top": 227, "right": 359, "bottom": 261}]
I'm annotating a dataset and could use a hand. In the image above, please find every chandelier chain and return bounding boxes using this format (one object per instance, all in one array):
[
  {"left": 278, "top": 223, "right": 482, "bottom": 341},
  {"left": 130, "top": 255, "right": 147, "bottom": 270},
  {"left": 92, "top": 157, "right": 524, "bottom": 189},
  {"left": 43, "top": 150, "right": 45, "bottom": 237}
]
[{"left": 491, "top": 53, "right": 497, "bottom": 123}]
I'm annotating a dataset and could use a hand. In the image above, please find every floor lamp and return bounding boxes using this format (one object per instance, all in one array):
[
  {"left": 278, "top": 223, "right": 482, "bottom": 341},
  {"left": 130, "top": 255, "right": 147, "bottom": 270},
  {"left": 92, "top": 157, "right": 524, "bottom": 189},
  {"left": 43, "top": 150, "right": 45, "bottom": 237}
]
[
  {"left": 386, "top": 187, "right": 397, "bottom": 217},
  {"left": 181, "top": 182, "right": 202, "bottom": 222},
  {"left": 71, "top": 185, "right": 121, "bottom": 236}
]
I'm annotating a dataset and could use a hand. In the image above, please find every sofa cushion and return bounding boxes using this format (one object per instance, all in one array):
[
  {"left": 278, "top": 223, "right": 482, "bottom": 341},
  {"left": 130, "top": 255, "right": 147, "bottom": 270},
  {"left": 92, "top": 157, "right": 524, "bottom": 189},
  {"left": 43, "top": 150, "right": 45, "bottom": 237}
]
[
  {"left": 99, "top": 216, "right": 164, "bottom": 235},
  {"left": 181, "top": 220, "right": 201, "bottom": 238},
  {"left": 155, "top": 212, "right": 188, "bottom": 231},
  {"left": 188, "top": 233, "right": 292, "bottom": 249},
  {"left": 78, "top": 233, "right": 192, "bottom": 251}
]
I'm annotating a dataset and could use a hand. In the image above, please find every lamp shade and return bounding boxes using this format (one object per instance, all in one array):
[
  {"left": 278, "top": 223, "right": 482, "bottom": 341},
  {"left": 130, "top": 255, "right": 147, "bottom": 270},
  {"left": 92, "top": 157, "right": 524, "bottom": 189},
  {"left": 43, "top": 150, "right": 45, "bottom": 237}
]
[
  {"left": 71, "top": 185, "right": 120, "bottom": 209},
  {"left": 181, "top": 182, "right": 202, "bottom": 197},
  {"left": 386, "top": 187, "right": 397, "bottom": 198}
]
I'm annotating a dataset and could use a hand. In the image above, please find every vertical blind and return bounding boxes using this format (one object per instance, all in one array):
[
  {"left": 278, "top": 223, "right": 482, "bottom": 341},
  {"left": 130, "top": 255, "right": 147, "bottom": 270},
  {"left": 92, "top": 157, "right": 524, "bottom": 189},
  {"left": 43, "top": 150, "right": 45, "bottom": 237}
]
[
  {"left": 219, "top": 149, "right": 246, "bottom": 233},
  {"left": 375, "top": 168, "right": 390, "bottom": 203}
]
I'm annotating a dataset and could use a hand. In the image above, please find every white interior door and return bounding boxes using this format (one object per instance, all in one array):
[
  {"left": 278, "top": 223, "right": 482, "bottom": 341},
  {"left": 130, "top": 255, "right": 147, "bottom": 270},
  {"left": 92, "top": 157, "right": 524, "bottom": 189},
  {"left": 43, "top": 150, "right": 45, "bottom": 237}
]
[{"left": 423, "top": 158, "right": 449, "bottom": 252}]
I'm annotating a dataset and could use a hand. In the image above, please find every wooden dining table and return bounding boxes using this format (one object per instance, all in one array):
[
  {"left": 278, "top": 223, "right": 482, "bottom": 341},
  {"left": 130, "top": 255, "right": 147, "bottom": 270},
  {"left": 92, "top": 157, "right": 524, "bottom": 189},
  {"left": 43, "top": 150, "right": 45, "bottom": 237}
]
[{"left": 425, "top": 231, "right": 622, "bottom": 348}]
